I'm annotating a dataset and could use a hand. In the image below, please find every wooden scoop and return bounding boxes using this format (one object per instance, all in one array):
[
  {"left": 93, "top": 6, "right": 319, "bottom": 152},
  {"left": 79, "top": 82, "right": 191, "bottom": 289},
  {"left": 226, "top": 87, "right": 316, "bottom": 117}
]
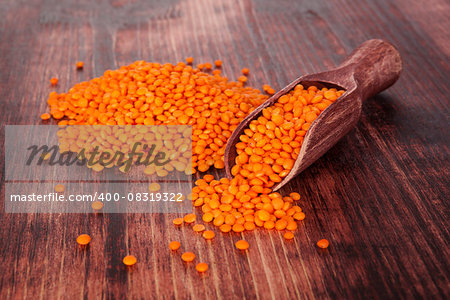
[{"left": 224, "top": 39, "right": 402, "bottom": 190}]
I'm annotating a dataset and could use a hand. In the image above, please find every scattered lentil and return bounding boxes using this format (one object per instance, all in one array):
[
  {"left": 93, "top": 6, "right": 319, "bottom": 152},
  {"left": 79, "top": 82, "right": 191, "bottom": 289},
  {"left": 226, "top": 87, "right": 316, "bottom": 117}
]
[
  {"left": 317, "top": 239, "right": 329, "bottom": 249},
  {"left": 40, "top": 113, "right": 51, "bottom": 120},
  {"left": 183, "top": 213, "right": 197, "bottom": 224},
  {"left": 235, "top": 240, "right": 249, "bottom": 250},
  {"left": 149, "top": 183, "right": 161, "bottom": 192},
  {"left": 196, "top": 262, "right": 209, "bottom": 272},
  {"left": 50, "top": 77, "right": 58, "bottom": 86},
  {"left": 169, "top": 241, "right": 181, "bottom": 250},
  {"left": 123, "top": 255, "right": 137, "bottom": 266},
  {"left": 91, "top": 201, "right": 104, "bottom": 210},
  {"left": 284, "top": 232, "right": 294, "bottom": 240},
  {"left": 181, "top": 252, "right": 196, "bottom": 262},
  {"left": 76, "top": 234, "right": 91, "bottom": 245},
  {"left": 54, "top": 184, "right": 65, "bottom": 193}
]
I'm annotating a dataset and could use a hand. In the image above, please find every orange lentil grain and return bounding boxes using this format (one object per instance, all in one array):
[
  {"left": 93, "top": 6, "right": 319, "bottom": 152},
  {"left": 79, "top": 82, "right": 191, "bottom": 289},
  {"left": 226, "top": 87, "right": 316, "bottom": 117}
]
[
  {"left": 169, "top": 241, "right": 181, "bottom": 250},
  {"left": 40, "top": 113, "right": 51, "bottom": 120},
  {"left": 91, "top": 201, "right": 104, "bottom": 210},
  {"left": 50, "top": 77, "right": 58, "bottom": 85},
  {"left": 54, "top": 184, "right": 65, "bottom": 193},
  {"left": 173, "top": 218, "right": 183, "bottom": 225},
  {"left": 123, "top": 255, "right": 137, "bottom": 266},
  {"left": 76, "top": 61, "right": 84, "bottom": 69},
  {"left": 183, "top": 213, "right": 197, "bottom": 224},
  {"left": 186, "top": 57, "right": 194, "bottom": 64},
  {"left": 235, "top": 240, "right": 249, "bottom": 250},
  {"left": 181, "top": 252, "right": 196, "bottom": 262},
  {"left": 214, "top": 60, "right": 222, "bottom": 67},
  {"left": 220, "top": 224, "right": 232, "bottom": 233},
  {"left": 241, "top": 68, "right": 250, "bottom": 75},
  {"left": 202, "top": 230, "right": 215, "bottom": 240},
  {"left": 293, "top": 212, "right": 306, "bottom": 221},
  {"left": 317, "top": 239, "right": 329, "bottom": 249},
  {"left": 76, "top": 234, "right": 91, "bottom": 245},
  {"left": 232, "top": 223, "right": 245, "bottom": 233},
  {"left": 284, "top": 232, "right": 294, "bottom": 240},
  {"left": 238, "top": 76, "right": 247, "bottom": 83},
  {"left": 193, "top": 224, "right": 206, "bottom": 232},
  {"left": 290, "top": 192, "right": 301, "bottom": 201},
  {"left": 196, "top": 262, "right": 209, "bottom": 273},
  {"left": 148, "top": 183, "right": 161, "bottom": 192}
]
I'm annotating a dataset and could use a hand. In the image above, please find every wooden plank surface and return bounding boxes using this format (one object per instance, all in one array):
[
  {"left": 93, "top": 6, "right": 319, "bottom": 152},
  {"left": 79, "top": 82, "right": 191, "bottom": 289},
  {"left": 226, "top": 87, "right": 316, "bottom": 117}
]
[{"left": 0, "top": 0, "right": 449, "bottom": 299}]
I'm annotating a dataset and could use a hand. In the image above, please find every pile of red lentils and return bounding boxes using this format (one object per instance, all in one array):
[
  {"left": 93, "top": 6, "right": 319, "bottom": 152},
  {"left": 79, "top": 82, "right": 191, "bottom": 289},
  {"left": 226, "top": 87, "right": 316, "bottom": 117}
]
[{"left": 43, "top": 59, "right": 268, "bottom": 173}]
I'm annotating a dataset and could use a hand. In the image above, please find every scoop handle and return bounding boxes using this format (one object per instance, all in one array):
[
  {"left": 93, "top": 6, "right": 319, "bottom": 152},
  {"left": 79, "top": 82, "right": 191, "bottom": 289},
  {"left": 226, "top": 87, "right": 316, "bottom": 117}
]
[{"left": 336, "top": 39, "right": 402, "bottom": 99}]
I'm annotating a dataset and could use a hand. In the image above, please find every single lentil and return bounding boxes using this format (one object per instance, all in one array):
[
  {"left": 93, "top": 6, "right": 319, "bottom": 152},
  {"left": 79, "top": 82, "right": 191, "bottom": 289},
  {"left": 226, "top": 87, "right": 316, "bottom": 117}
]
[
  {"left": 284, "top": 232, "right": 294, "bottom": 240},
  {"left": 40, "top": 113, "right": 51, "bottom": 120},
  {"left": 235, "top": 240, "right": 249, "bottom": 250},
  {"left": 76, "top": 234, "right": 91, "bottom": 245},
  {"left": 183, "top": 213, "right": 196, "bottom": 224},
  {"left": 91, "top": 201, "right": 104, "bottom": 210},
  {"left": 54, "top": 184, "right": 65, "bottom": 193},
  {"left": 196, "top": 262, "right": 209, "bottom": 272},
  {"left": 192, "top": 224, "right": 206, "bottom": 232},
  {"left": 181, "top": 252, "right": 196, "bottom": 262},
  {"left": 123, "top": 255, "right": 137, "bottom": 266},
  {"left": 50, "top": 77, "right": 58, "bottom": 85},
  {"left": 169, "top": 241, "right": 181, "bottom": 250},
  {"left": 149, "top": 183, "right": 161, "bottom": 192},
  {"left": 317, "top": 239, "right": 329, "bottom": 249}
]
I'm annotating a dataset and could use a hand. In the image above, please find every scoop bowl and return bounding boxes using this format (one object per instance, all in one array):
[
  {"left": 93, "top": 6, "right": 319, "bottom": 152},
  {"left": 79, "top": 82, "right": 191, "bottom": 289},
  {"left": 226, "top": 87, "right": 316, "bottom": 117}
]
[{"left": 224, "top": 39, "right": 402, "bottom": 190}]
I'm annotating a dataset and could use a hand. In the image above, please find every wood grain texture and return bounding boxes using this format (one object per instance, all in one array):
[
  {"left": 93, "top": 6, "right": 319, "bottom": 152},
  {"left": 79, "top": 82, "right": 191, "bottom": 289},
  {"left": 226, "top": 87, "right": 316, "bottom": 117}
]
[{"left": 0, "top": 0, "right": 449, "bottom": 299}]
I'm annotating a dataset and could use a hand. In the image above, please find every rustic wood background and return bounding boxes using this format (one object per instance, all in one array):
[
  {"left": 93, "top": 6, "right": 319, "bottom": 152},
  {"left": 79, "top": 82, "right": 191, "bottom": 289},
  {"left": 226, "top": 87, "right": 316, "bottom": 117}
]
[{"left": 0, "top": 0, "right": 449, "bottom": 299}]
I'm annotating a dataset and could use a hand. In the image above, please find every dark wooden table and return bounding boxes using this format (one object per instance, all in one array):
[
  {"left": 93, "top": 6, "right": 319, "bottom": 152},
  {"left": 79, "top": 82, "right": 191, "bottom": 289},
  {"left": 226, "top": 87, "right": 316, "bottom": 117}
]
[{"left": 0, "top": 0, "right": 448, "bottom": 299}]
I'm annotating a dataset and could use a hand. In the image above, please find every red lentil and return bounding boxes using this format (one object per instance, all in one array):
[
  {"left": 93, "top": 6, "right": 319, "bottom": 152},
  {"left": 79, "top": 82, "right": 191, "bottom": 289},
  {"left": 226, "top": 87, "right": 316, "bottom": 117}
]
[
  {"left": 284, "top": 232, "right": 294, "bottom": 240},
  {"left": 169, "top": 241, "right": 181, "bottom": 250},
  {"left": 50, "top": 77, "right": 58, "bottom": 85},
  {"left": 196, "top": 262, "right": 209, "bottom": 272},
  {"left": 317, "top": 239, "right": 329, "bottom": 249},
  {"left": 54, "top": 184, "right": 65, "bottom": 193},
  {"left": 235, "top": 240, "right": 249, "bottom": 250},
  {"left": 181, "top": 252, "right": 196, "bottom": 262},
  {"left": 76, "top": 234, "right": 91, "bottom": 245},
  {"left": 40, "top": 113, "right": 51, "bottom": 120},
  {"left": 123, "top": 255, "right": 137, "bottom": 266}
]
